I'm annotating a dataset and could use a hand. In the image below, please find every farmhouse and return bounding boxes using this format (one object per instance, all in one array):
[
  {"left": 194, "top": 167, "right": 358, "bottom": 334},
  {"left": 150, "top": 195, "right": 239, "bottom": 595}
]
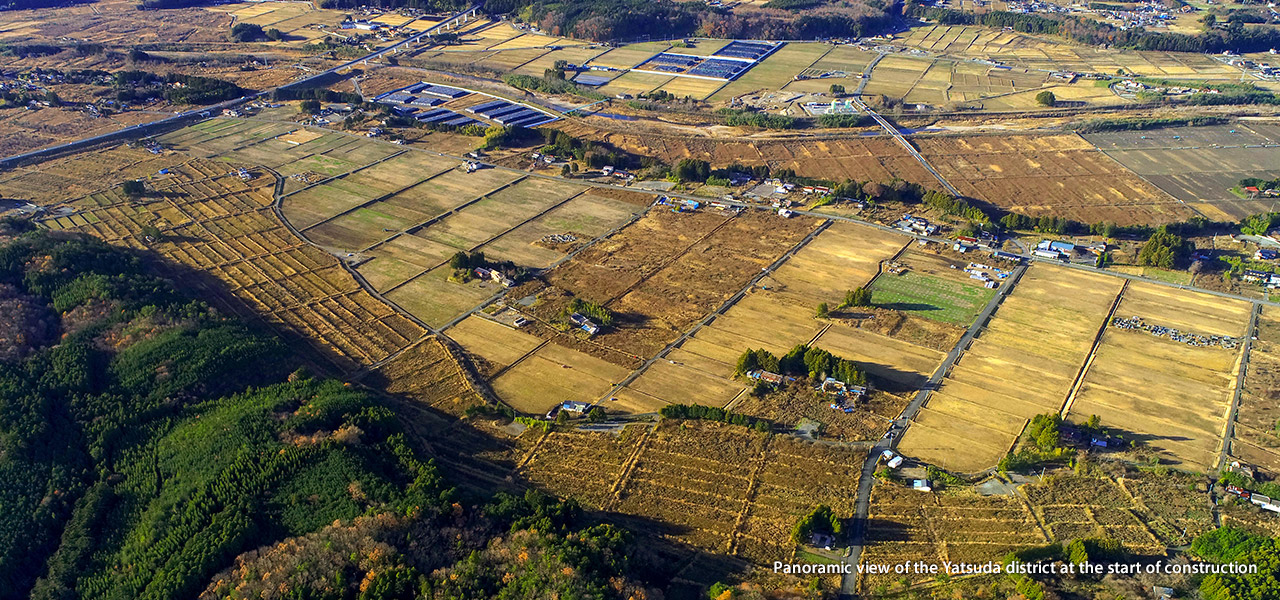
[
  {"left": 1242, "top": 269, "right": 1268, "bottom": 283},
  {"left": 749, "top": 370, "right": 785, "bottom": 385},
  {"left": 568, "top": 312, "right": 600, "bottom": 335},
  {"left": 562, "top": 401, "right": 592, "bottom": 414}
]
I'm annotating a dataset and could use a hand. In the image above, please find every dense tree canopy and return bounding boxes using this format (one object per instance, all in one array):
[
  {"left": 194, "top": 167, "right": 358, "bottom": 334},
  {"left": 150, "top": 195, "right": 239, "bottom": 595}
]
[{"left": 0, "top": 230, "right": 645, "bottom": 600}]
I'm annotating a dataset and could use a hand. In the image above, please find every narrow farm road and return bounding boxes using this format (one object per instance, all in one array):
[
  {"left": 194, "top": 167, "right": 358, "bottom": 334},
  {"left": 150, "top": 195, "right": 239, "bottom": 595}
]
[
  {"left": 839, "top": 262, "right": 1027, "bottom": 599},
  {"left": 1218, "top": 301, "right": 1262, "bottom": 470}
]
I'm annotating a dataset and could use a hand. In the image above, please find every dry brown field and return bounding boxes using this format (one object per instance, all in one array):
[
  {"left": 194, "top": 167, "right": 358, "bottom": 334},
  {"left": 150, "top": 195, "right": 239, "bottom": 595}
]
[
  {"left": 1021, "top": 472, "right": 1207, "bottom": 549},
  {"left": 620, "top": 222, "right": 946, "bottom": 420},
  {"left": 516, "top": 420, "right": 865, "bottom": 566},
  {"left": 532, "top": 209, "right": 817, "bottom": 361},
  {"left": 897, "top": 265, "right": 1124, "bottom": 473},
  {"left": 0, "top": 0, "right": 232, "bottom": 46},
  {"left": 915, "top": 134, "right": 1199, "bottom": 226},
  {"left": 1068, "top": 282, "right": 1250, "bottom": 470},
  {"left": 1231, "top": 308, "right": 1280, "bottom": 474},
  {"left": 32, "top": 156, "right": 426, "bottom": 373},
  {"left": 0, "top": 145, "right": 187, "bottom": 205},
  {"left": 557, "top": 121, "right": 940, "bottom": 187},
  {"left": 362, "top": 336, "right": 484, "bottom": 416},
  {"left": 861, "top": 482, "right": 1048, "bottom": 593}
]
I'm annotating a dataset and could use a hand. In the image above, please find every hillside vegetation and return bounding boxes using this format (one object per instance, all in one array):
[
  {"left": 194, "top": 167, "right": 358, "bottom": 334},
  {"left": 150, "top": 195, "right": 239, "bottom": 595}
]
[{"left": 0, "top": 226, "right": 642, "bottom": 600}]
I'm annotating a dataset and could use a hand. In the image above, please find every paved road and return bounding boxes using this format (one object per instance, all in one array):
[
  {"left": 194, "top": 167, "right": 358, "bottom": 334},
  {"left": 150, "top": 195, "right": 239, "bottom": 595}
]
[
  {"left": 850, "top": 53, "right": 962, "bottom": 198},
  {"left": 839, "top": 263, "right": 1026, "bottom": 598},
  {"left": 1219, "top": 302, "right": 1262, "bottom": 470}
]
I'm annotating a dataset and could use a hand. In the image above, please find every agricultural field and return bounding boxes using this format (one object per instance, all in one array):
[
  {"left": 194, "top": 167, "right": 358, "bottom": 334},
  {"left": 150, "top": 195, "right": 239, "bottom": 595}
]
[
  {"left": 534, "top": 208, "right": 817, "bottom": 359},
  {"left": 30, "top": 156, "right": 426, "bottom": 373},
  {"left": 517, "top": 420, "right": 865, "bottom": 570},
  {"left": 1231, "top": 308, "right": 1280, "bottom": 474},
  {"left": 0, "top": 0, "right": 232, "bottom": 46},
  {"left": 204, "top": 1, "right": 349, "bottom": 46},
  {"left": 0, "top": 105, "right": 173, "bottom": 158},
  {"left": 898, "top": 265, "right": 1124, "bottom": 473},
  {"left": 1018, "top": 473, "right": 1172, "bottom": 552},
  {"left": 915, "top": 134, "right": 1198, "bottom": 226},
  {"left": 557, "top": 121, "right": 939, "bottom": 186},
  {"left": 1084, "top": 124, "right": 1280, "bottom": 221},
  {"left": 1068, "top": 282, "right": 1251, "bottom": 470},
  {"left": 708, "top": 43, "right": 835, "bottom": 103},
  {"left": 0, "top": 145, "right": 187, "bottom": 205},
  {"left": 620, "top": 221, "right": 947, "bottom": 416},
  {"left": 895, "top": 24, "right": 1240, "bottom": 79},
  {"left": 867, "top": 249, "right": 997, "bottom": 327},
  {"left": 162, "top": 119, "right": 648, "bottom": 330},
  {"left": 861, "top": 483, "right": 1048, "bottom": 593},
  {"left": 362, "top": 336, "right": 484, "bottom": 416}
]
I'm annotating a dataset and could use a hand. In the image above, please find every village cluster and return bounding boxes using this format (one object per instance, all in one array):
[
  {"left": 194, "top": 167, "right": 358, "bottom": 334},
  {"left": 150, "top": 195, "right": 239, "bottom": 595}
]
[{"left": 1110, "top": 315, "right": 1241, "bottom": 349}]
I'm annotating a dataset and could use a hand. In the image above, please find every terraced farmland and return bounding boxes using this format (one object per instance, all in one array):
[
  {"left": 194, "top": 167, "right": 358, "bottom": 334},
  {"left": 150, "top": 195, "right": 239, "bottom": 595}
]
[{"left": 34, "top": 157, "right": 427, "bottom": 372}]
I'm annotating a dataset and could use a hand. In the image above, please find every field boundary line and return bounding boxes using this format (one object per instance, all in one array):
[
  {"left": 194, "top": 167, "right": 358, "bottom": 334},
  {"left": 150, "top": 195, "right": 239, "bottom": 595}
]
[
  {"left": 727, "top": 436, "right": 772, "bottom": 554},
  {"left": 1218, "top": 301, "right": 1261, "bottom": 470},
  {"left": 507, "top": 47, "right": 556, "bottom": 72},
  {"left": 486, "top": 339, "right": 549, "bottom": 382},
  {"left": 599, "top": 211, "right": 743, "bottom": 306},
  {"left": 512, "top": 428, "right": 553, "bottom": 472},
  {"left": 1058, "top": 279, "right": 1128, "bottom": 418},
  {"left": 299, "top": 164, "right": 458, "bottom": 233},
  {"left": 1013, "top": 492, "right": 1052, "bottom": 543},
  {"left": 362, "top": 173, "right": 530, "bottom": 253},
  {"left": 595, "top": 219, "right": 833, "bottom": 404},
  {"left": 267, "top": 167, "right": 505, "bottom": 408},
  {"left": 605, "top": 424, "right": 657, "bottom": 509},
  {"left": 279, "top": 148, "right": 410, "bottom": 200}
]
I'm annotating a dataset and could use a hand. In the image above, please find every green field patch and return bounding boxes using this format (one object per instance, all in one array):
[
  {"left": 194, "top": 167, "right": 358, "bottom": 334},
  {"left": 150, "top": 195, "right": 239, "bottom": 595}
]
[{"left": 868, "top": 271, "right": 996, "bottom": 326}]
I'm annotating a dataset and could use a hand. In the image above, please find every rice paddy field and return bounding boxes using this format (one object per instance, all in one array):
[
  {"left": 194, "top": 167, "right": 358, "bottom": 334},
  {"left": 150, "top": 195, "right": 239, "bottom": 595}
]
[
  {"left": 1084, "top": 124, "right": 1280, "bottom": 221},
  {"left": 708, "top": 43, "right": 834, "bottom": 103},
  {"left": 896, "top": 24, "right": 1241, "bottom": 79},
  {"left": 162, "top": 119, "right": 641, "bottom": 330},
  {"left": 205, "top": 1, "right": 348, "bottom": 45},
  {"left": 861, "top": 483, "right": 1050, "bottom": 592},
  {"left": 897, "top": 265, "right": 1124, "bottom": 473},
  {"left": 618, "top": 222, "right": 948, "bottom": 411},
  {"left": 28, "top": 155, "right": 427, "bottom": 373},
  {"left": 1068, "top": 282, "right": 1251, "bottom": 471},
  {"left": 1231, "top": 308, "right": 1280, "bottom": 474},
  {"left": 516, "top": 420, "right": 866, "bottom": 571},
  {"left": 916, "top": 134, "right": 1200, "bottom": 226}
]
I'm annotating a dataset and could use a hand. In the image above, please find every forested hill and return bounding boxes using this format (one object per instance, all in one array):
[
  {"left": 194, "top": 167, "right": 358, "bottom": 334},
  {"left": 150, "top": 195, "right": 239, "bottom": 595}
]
[{"left": 0, "top": 226, "right": 644, "bottom": 600}]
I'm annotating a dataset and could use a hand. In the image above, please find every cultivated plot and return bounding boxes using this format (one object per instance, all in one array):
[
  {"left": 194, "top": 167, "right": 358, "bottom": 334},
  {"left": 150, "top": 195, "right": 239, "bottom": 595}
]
[
  {"left": 898, "top": 265, "right": 1124, "bottom": 473},
  {"left": 1084, "top": 124, "right": 1280, "bottom": 219},
  {"left": 861, "top": 483, "right": 1048, "bottom": 591},
  {"left": 622, "top": 222, "right": 946, "bottom": 410},
  {"left": 34, "top": 157, "right": 426, "bottom": 372},
  {"left": 915, "top": 134, "right": 1197, "bottom": 226},
  {"left": 1231, "top": 308, "right": 1280, "bottom": 473},
  {"left": 518, "top": 421, "right": 865, "bottom": 568},
  {"left": 1068, "top": 282, "right": 1250, "bottom": 470}
]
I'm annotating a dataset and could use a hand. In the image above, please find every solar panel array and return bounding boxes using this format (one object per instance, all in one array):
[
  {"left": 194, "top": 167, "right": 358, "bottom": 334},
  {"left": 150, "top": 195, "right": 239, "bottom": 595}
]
[
  {"left": 574, "top": 74, "right": 613, "bottom": 86},
  {"left": 418, "top": 84, "right": 469, "bottom": 99},
  {"left": 414, "top": 108, "right": 483, "bottom": 128},
  {"left": 688, "top": 58, "right": 750, "bottom": 79},
  {"left": 635, "top": 42, "right": 781, "bottom": 81},
  {"left": 714, "top": 41, "right": 777, "bottom": 60}
]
